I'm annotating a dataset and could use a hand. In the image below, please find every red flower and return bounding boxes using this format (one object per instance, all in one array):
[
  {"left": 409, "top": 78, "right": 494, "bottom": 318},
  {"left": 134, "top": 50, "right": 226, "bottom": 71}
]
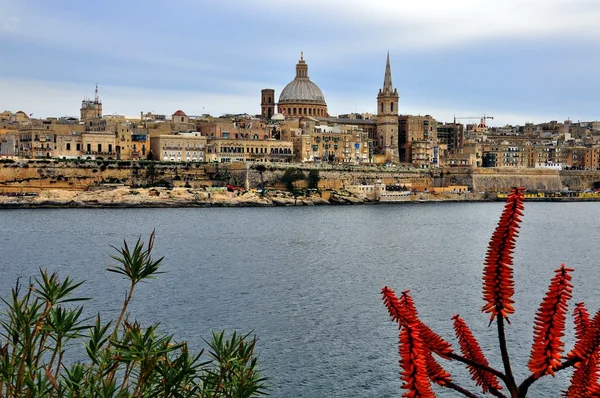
[
  {"left": 423, "top": 348, "right": 452, "bottom": 386},
  {"left": 399, "top": 324, "right": 436, "bottom": 397},
  {"left": 453, "top": 315, "right": 503, "bottom": 393},
  {"left": 570, "top": 311, "right": 600, "bottom": 362},
  {"left": 382, "top": 286, "right": 403, "bottom": 324},
  {"left": 528, "top": 264, "right": 574, "bottom": 376},
  {"left": 573, "top": 302, "right": 590, "bottom": 343},
  {"left": 382, "top": 288, "right": 453, "bottom": 357},
  {"left": 482, "top": 187, "right": 524, "bottom": 323},
  {"left": 565, "top": 352, "right": 600, "bottom": 397}
]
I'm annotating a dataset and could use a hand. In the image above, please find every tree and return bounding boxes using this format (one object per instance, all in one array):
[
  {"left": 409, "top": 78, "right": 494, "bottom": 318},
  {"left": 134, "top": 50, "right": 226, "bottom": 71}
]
[
  {"left": 382, "top": 187, "right": 600, "bottom": 397},
  {"left": 280, "top": 168, "right": 305, "bottom": 192},
  {"left": 0, "top": 232, "right": 268, "bottom": 397},
  {"left": 308, "top": 169, "right": 320, "bottom": 190}
]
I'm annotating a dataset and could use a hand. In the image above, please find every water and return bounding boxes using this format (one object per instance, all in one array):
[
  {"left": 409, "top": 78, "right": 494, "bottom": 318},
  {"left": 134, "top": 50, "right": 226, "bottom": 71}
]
[{"left": 1, "top": 202, "right": 599, "bottom": 397}]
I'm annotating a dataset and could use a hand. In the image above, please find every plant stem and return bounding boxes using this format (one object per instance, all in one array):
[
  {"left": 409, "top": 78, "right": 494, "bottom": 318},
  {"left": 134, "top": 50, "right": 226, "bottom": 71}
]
[
  {"left": 120, "top": 361, "right": 135, "bottom": 394},
  {"left": 447, "top": 352, "right": 508, "bottom": 384},
  {"left": 497, "top": 316, "right": 517, "bottom": 396},
  {"left": 516, "top": 357, "right": 579, "bottom": 397},
  {"left": 114, "top": 283, "right": 135, "bottom": 338},
  {"left": 446, "top": 381, "right": 485, "bottom": 398}
]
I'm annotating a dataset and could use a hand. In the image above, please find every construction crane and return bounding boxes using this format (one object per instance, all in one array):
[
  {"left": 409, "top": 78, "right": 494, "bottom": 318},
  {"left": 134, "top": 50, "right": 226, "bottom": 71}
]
[{"left": 453, "top": 114, "right": 494, "bottom": 130}]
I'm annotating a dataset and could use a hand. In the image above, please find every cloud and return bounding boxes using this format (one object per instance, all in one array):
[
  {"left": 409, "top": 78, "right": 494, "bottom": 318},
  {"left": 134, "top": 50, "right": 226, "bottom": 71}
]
[
  {"left": 248, "top": 0, "right": 600, "bottom": 53},
  {"left": 0, "top": 10, "right": 19, "bottom": 34}
]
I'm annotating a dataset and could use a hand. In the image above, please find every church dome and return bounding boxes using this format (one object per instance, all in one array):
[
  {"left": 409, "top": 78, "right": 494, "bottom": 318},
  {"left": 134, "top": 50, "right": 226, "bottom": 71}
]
[
  {"left": 277, "top": 53, "right": 328, "bottom": 118},
  {"left": 279, "top": 79, "right": 326, "bottom": 105},
  {"left": 278, "top": 53, "right": 327, "bottom": 106}
]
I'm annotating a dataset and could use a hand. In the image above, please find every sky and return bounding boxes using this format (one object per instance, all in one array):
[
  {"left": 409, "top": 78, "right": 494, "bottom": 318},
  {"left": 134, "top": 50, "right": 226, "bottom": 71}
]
[{"left": 1, "top": 0, "right": 599, "bottom": 126}]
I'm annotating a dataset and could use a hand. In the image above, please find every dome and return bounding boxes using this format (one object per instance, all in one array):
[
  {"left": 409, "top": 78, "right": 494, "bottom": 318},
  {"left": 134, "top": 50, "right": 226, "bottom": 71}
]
[
  {"left": 271, "top": 113, "right": 285, "bottom": 121},
  {"left": 279, "top": 79, "right": 326, "bottom": 105},
  {"left": 172, "top": 110, "right": 187, "bottom": 117},
  {"left": 278, "top": 52, "right": 326, "bottom": 106}
]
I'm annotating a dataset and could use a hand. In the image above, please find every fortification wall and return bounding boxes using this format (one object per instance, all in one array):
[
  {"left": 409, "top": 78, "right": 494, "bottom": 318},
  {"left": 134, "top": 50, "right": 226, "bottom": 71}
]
[{"left": 3, "top": 160, "right": 600, "bottom": 194}]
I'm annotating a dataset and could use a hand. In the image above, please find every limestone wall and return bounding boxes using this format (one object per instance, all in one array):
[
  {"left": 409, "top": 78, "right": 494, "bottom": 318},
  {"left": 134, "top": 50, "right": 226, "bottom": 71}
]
[{"left": 3, "top": 160, "right": 600, "bottom": 194}]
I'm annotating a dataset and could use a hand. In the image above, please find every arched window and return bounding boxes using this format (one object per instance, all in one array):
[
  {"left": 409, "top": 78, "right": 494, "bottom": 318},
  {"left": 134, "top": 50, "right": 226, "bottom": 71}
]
[
  {"left": 391, "top": 102, "right": 394, "bottom": 112},
  {"left": 308, "top": 108, "right": 312, "bottom": 115},
  {"left": 293, "top": 108, "right": 297, "bottom": 115}
]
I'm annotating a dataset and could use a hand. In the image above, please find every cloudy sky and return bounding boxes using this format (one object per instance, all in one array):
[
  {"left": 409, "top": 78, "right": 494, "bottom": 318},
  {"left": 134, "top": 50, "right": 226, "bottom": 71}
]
[{"left": 1, "top": 0, "right": 599, "bottom": 126}]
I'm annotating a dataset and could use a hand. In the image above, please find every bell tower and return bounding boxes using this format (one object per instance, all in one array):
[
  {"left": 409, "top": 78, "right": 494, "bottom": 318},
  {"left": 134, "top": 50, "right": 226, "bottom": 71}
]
[
  {"left": 80, "top": 84, "right": 103, "bottom": 123},
  {"left": 261, "top": 88, "right": 275, "bottom": 120},
  {"left": 376, "top": 52, "right": 399, "bottom": 163}
]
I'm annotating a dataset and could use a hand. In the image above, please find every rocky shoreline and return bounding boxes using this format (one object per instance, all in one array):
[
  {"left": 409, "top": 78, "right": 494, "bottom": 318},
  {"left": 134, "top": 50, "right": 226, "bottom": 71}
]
[
  {"left": 2, "top": 187, "right": 598, "bottom": 209},
  {"left": 0, "top": 187, "right": 494, "bottom": 209}
]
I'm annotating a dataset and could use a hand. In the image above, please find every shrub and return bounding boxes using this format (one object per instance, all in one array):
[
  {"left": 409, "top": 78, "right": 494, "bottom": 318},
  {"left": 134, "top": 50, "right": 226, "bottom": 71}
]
[
  {"left": 382, "top": 188, "right": 600, "bottom": 397},
  {"left": 280, "top": 168, "right": 305, "bottom": 192},
  {"left": 0, "top": 232, "right": 267, "bottom": 397}
]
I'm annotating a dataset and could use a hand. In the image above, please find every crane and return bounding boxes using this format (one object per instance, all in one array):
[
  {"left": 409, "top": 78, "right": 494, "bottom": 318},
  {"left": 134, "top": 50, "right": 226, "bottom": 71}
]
[{"left": 454, "top": 114, "right": 494, "bottom": 130}]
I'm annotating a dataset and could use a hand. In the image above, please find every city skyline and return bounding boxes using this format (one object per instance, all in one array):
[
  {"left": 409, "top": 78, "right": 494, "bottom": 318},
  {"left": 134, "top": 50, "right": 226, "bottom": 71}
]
[{"left": 1, "top": 0, "right": 599, "bottom": 126}]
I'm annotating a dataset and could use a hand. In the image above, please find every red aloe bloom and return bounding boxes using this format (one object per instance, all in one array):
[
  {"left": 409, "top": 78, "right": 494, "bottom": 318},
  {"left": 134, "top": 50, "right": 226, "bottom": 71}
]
[
  {"left": 565, "top": 353, "right": 600, "bottom": 397},
  {"left": 573, "top": 302, "right": 590, "bottom": 343},
  {"left": 399, "top": 324, "right": 436, "bottom": 398},
  {"left": 382, "top": 286, "right": 404, "bottom": 324},
  {"left": 400, "top": 291, "right": 453, "bottom": 357},
  {"left": 482, "top": 187, "right": 524, "bottom": 322},
  {"left": 570, "top": 310, "right": 600, "bottom": 362},
  {"left": 528, "top": 264, "right": 574, "bottom": 376},
  {"left": 453, "top": 315, "right": 503, "bottom": 393},
  {"left": 382, "top": 288, "right": 453, "bottom": 357},
  {"left": 423, "top": 348, "right": 452, "bottom": 386}
]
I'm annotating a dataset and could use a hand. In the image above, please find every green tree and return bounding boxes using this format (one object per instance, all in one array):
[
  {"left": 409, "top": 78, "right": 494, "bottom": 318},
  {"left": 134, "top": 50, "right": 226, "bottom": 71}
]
[
  {"left": 308, "top": 169, "right": 320, "bottom": 190},
  {"left": 280, "top": 168, "right": 305, "bottom": 192}
]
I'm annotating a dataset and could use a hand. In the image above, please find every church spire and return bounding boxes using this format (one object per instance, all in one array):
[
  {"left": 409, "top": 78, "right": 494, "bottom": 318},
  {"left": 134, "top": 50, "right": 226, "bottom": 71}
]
[{"left": 382, "top": 51, "right": 394, "bottom": 94}]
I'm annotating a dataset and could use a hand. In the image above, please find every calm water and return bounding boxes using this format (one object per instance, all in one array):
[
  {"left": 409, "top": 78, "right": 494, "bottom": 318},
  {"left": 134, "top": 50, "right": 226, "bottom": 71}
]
[{"left": 1, "top": 203, "right": 600, "bottom": 397}]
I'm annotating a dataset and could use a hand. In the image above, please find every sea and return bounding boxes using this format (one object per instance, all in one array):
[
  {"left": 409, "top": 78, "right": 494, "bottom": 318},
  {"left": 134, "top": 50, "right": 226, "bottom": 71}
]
[{"left": 1, "top": 202, "right": 599, "bottom": 397}]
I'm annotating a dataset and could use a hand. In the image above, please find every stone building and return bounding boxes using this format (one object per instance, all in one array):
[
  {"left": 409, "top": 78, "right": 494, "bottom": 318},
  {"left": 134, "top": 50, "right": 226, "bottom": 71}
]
[
  {"left": 375, "top": 53, "right": 399, "bottom": 164},
  {"left": 151, "top": 132, "right": 207, "bottom": 162},
  {"left": 277, "top": 53, "right": 328, "bottom": 118},
  {"left": 80, "top": 85, "right": 103, "bottom": 124},
  {"left": 292, "top": 117, "right": 372, "bottom": 163},
  {"left": 204, "top": 138, "right": 293, "bottom": 163},
  {"left": 80, "top": 132, "right": 118, "bottom": 160},
  {"left": 398, "top": 115, "right": 438, "bottom": 163}
]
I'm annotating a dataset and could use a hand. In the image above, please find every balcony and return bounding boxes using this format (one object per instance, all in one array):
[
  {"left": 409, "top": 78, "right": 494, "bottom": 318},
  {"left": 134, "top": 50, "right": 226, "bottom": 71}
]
[{"left": 84, "top": 151, "right": 117, "bottom": 156}]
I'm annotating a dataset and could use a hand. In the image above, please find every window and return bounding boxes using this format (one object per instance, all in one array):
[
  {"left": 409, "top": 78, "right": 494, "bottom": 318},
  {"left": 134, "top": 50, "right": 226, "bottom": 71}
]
[
  {"left": 66, "top": 143, "right": 71, "bottom": 151},
  {"left": 98, "top": 144, "right": 102, "bottom": 152},
  {"left": 391, "top": 102, "right": 394, "bottom": 112},
  {"left": 108, "top": 144, "right": 112, "bottom": 152},
  {"left": 380, "top": 103, "right": 383, "bottom": 112},
  {"left": 87, "top": 144, "right": 91, "bottom": 152},
  {"left": 76, "top": 143, "right": 81, "bottom": 151}
]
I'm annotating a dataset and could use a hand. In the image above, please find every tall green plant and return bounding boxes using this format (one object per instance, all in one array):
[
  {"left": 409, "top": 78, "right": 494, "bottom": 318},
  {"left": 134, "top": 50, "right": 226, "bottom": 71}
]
[
  {"left": 0, "top": 233, "right": 268, "bottom": 397},
  {"left": 382, "top": 188, "right": 600, "bottom": 397}
]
